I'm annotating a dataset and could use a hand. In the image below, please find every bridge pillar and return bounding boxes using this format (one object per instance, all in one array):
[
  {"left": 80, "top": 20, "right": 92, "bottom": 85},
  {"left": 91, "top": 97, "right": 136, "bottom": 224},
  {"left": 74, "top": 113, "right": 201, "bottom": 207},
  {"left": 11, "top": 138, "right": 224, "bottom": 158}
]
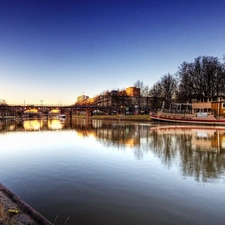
[
  {"left": 69, "top": 109, "right": 73, "bottom": 118},
  {"left": 85, "top": 110, "right": 92, "bottom": 118}
]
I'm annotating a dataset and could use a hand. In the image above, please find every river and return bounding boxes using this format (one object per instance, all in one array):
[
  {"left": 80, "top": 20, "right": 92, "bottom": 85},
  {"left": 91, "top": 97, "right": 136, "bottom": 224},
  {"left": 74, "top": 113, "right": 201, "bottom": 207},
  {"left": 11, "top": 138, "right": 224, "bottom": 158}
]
[{"left": 0, "top": 119, "right": 225, "bottom": 225}]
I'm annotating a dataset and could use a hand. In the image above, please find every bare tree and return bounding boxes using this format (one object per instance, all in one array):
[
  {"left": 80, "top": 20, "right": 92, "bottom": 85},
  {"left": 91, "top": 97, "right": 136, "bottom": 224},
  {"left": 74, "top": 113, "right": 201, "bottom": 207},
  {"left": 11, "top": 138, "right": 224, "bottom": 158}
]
[
  {"left": 134, "top": 80, "right": 147, "bottom": 112},
  {"left": 134, "top": 80, "right": 145, "bottom": 96},
  {"left": 160, "top": 74, "right": 177, "bottom": 108},
  {"left": 178, "top": 56, "right": 224, "bottom": 101},
  {"left": 149, "top": 82, "right": 163, "bottom": 110}
]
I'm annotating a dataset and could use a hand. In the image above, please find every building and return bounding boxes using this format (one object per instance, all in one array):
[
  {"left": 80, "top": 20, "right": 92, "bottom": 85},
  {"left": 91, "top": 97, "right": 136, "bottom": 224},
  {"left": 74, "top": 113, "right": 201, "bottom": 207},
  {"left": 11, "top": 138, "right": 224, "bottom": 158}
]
[
  {"left": 75, "top": 87, "right": 151, "bottom": 114},
  {"left": 125, "top": 87, "right": 140, "bottom": 97},
  {"left": 77, "top": 95, "right": 89, "bottom": 103}
]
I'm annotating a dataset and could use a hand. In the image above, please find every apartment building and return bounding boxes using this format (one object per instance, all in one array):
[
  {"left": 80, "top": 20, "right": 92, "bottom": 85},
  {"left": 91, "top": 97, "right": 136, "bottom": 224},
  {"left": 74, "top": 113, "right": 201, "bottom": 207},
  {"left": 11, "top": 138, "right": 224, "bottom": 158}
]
[
  {"left": 125, "top": 87, "right": 140, "bottom": 97},
  {"left": 75, "top": 87, "right": 151, "bottom": 113},
  {"left": 77, "top": 95, "right": 89, "bottom": 103}
]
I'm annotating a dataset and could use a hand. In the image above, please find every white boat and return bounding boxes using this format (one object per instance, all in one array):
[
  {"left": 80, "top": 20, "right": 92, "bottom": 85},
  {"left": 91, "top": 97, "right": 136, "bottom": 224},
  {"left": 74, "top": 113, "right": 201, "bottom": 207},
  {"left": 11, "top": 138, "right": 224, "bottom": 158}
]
[
  {"left": 48, "top": 109, "right": 66, "bottom": 120},
  {"left": 150, "top": 101, "right": 225, "bottom": 126},
  {"left": 57, "top": 114, "right": 66, "bottom": 120}
]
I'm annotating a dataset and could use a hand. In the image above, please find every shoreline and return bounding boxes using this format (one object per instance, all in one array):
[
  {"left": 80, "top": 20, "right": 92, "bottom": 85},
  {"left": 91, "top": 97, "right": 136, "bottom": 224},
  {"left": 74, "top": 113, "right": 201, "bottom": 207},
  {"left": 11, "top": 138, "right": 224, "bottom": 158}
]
[
  {"left": 0, "top": 183, "right": 52, "bottom": 225},
  {"left": 1, "top": 114, "right": 151, "bottom": 122},
  {"left": 73, "top": 114, "right": 151, "bottom": 122}
]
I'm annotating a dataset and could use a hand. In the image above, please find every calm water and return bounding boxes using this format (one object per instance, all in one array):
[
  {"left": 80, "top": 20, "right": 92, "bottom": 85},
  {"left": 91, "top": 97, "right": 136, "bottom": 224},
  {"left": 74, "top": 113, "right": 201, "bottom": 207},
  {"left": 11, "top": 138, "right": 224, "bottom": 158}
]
[{"left": 0, "top": 119, "right": 225, "bottom": 225}]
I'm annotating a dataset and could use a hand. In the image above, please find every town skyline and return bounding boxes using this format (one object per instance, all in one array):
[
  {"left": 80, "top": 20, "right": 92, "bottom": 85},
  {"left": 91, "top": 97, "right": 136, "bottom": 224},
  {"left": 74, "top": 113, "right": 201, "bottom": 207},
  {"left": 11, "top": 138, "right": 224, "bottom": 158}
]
[{"left": 1, "top": 0, "right": 225, "bottom": 105}]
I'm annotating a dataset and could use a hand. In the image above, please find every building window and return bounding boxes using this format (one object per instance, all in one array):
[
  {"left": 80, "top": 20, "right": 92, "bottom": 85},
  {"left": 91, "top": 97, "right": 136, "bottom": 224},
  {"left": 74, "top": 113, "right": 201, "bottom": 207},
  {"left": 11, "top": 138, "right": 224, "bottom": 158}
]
[{"left": 223, "top": 103, "right": 225, "bottom": 108}]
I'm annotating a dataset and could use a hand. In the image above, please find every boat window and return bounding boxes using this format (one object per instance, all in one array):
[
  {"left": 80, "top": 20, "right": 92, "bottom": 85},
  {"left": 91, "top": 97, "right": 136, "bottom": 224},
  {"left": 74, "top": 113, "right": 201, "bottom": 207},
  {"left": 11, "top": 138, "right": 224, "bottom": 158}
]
[{"left": 223, "top": 103, "right": 225, "bottom": 108}]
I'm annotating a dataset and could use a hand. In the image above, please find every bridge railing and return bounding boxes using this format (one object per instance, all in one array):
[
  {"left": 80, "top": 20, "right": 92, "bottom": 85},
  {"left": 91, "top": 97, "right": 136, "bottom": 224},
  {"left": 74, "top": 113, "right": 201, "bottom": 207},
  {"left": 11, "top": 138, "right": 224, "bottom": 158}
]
[{"left": 0, "top": 104, "right": 74, "bottom": 108}]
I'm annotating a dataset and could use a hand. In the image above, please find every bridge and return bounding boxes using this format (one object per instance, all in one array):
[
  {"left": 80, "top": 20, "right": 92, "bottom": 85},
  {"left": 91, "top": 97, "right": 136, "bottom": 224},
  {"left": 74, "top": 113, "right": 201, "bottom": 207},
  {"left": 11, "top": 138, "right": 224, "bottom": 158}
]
[{"left": 0, "top": 103, "right": 123, "bottom": 119}]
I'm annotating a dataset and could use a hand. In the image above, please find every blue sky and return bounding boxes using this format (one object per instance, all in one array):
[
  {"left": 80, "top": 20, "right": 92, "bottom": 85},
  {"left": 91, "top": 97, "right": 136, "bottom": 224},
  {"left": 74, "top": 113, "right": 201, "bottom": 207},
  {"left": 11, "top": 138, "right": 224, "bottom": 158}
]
[{"left": 0, "top": 0, "right": 225, "bottom": 105}]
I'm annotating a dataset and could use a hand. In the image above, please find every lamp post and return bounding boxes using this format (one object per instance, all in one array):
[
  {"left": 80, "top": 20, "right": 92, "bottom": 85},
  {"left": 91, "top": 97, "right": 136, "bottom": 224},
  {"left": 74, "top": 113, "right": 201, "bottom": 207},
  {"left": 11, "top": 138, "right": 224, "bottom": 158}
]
[
  {"left": 0, "top": 99, "right": 6, "bottom": 118},
  {"left": 40, "top": 100, "right": 43, "bottom": 116},
  {"left": 0, "top": 99, "right": 5, "bottom": 104}
]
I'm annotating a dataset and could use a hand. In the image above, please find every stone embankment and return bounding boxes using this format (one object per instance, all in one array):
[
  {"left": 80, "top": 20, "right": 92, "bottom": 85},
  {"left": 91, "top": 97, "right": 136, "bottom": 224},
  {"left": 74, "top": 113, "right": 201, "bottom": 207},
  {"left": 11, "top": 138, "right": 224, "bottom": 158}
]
[{"left": 0, "top": 183, "right": 52, "bottom": 225}]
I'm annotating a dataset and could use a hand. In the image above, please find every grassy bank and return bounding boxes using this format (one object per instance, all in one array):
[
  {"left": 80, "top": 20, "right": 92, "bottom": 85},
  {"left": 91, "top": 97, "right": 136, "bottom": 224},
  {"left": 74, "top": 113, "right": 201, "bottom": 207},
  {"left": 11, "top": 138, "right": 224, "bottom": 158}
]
[{"left": 73, "top": 114, "right": 150, "bottom": 121}]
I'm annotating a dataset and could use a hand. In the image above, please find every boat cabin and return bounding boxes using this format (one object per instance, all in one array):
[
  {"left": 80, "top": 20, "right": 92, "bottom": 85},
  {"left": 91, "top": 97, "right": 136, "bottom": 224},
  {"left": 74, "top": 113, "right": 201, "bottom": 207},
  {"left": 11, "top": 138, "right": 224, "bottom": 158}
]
[
  {"left": 163, "top": 103, "right": 192, "bottom": 114},
  {"left": 170, "top": 103, "right": 192, "bottom": 112},
  {"left": 192, "top": 97, "right": 225, "bottom": 118}
]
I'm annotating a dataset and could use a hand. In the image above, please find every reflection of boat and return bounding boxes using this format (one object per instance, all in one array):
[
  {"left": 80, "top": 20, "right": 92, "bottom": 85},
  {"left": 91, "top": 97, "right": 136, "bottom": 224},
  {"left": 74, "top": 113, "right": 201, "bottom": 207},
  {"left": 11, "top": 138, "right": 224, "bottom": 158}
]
[
  {"left": 150, "top": 124, "right": 225, "bottom": 153},
  {"left": 150, "top": 101, "right": 225, "bottom": 126}
]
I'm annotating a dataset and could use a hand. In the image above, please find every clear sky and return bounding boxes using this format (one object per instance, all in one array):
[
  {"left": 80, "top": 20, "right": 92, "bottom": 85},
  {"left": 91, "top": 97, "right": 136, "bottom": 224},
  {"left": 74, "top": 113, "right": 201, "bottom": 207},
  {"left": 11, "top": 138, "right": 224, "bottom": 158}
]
[{"left": 0, "top": 0, "right": 224, "bottom": 105}]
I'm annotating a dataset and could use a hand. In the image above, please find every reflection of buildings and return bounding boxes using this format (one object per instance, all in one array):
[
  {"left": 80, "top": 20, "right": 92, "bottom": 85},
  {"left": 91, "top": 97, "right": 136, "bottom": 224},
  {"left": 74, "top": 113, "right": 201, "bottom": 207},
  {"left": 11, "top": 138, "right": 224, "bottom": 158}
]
[
  {"left": 1, "top": 119, "right": 148, "bottom": 148},
  {"left": 124, "top": 138, "right": 138, "bottom": 148},
  {"left": 94, "top": 123, "right": 143, "bottom": 148},
  {"left": 150, "top": 125, "right": 225, "bottom": 153},
  {"left": 92, "top": 120, "right": 102, "bottom": 128},
  {"left": 2, "top": 119, "right": 224, "bottom": 183}
]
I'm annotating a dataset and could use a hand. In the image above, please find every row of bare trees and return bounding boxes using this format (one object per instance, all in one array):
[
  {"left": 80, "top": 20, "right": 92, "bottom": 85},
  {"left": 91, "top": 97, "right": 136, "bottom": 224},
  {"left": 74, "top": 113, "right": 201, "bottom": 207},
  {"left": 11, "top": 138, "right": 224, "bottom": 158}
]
[{"left": 134, "top": 55, "right": 225, "bottom": 109}]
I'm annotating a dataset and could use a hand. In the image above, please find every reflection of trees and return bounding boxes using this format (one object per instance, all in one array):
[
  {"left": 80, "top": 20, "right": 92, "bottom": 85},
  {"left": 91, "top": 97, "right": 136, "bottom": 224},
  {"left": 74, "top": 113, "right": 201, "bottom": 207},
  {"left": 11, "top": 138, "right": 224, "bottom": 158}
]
[
  {"left": 96, "top": 124, "right": 140, "bottom": 148},
  {"left": 0, "top": 120, "right": 24, "bottom": 132},
  {"left": 149, "top": 130, "right": 225, "bottom": 182},
  {"left": 69, "top": 121, "right": 225, "bottom": 182},
  {"left": 148, "top": 132, "right": 179, "bottom": 168},
  {"left": 74, "top": 122, "right": 225, "bottom": 182},
  {"left": 180, "top": 149, "right": 225, "bottom": 182}
]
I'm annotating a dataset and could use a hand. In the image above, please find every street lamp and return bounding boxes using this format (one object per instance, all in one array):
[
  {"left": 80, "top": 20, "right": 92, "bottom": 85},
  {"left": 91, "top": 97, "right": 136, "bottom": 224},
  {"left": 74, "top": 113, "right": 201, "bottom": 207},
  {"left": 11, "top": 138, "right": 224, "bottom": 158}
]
[{"left": 0, "top": 99, "right": 6, "bottom": 104}]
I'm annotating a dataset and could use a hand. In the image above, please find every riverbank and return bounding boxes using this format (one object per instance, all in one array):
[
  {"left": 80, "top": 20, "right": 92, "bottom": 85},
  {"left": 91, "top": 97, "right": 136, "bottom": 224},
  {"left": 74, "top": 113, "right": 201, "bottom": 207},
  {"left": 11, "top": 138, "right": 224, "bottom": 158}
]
[
  {"left": 0, "top": 114, "right": 151, "bottom": 122},
  {"left": 0, "top": 183, "right": 52, "bottom": 225},
  {"left": 73, "top": 114, "right": 151, "bottom": 121}
]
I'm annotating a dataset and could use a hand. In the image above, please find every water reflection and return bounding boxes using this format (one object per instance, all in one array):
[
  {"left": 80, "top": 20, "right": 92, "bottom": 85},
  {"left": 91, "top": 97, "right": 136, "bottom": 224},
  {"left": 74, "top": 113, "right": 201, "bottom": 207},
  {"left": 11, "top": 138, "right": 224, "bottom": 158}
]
[
  {"left": 150, "top": 125, "right": 225, "bottom": 182},
  {"left": 1, "top": 119, "right": 225, "bottom": 182},
  {"left": 48, "top": 119, "right": 65, "bottom": 130},
  {"left": 23, "top": 120, "right": 43, "bottom": 131},
  {"left": 0, "top": 119, "right": 67, "bottom": 132}
]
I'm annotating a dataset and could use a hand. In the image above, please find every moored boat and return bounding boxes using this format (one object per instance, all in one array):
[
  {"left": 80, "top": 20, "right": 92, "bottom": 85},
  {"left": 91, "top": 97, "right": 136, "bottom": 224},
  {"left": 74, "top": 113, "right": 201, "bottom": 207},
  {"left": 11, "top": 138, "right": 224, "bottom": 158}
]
[
  {"left": 150, "top": 101, "right": 225, "bottom": 126},
  {"left": 48, "top": 109, "right": 66, "bottom": 120},
  {"left": 57, "top": 114, "right": 66, "bottom": 120}
]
